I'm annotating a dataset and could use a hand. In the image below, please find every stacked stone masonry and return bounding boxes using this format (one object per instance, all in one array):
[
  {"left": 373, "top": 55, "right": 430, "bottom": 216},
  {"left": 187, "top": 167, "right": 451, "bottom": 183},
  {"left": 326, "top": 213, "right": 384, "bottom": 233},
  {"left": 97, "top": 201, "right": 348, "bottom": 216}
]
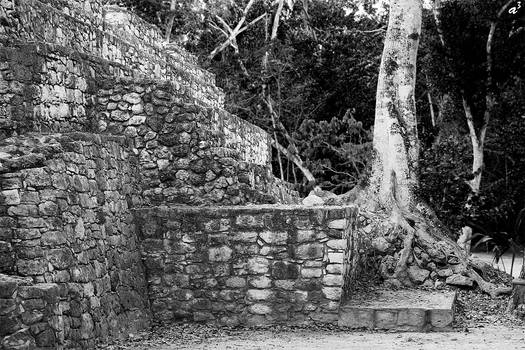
[
  {"left": 0, "top": 0, "right": 224, "bottom": 126},
  {"left": 0, "top": 133, "right": 150, "bottom": 349},
  {"left": 134, "top": 206, "right": 354, "bottom": 326},
  {"left": 94, "top": 77, "right": 289, "bottom": 206},
  {"left": 0, "top": 0, "right": 345, "bottom": 348}
]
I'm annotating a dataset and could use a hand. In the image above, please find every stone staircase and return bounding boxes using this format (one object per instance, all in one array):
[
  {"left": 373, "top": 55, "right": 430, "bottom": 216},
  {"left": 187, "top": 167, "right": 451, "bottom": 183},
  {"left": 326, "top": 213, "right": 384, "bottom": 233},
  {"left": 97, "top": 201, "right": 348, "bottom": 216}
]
[{"left": 338, "top": 289, "right": 456, "bottom": 331}]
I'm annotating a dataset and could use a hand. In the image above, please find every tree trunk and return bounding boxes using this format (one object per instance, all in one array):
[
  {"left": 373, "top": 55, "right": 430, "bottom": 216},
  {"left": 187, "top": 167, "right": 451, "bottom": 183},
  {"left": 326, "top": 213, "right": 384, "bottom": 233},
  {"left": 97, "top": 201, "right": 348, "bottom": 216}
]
[
  {"left": 368, "top": 0, "right": 421, "bottom": 210},
  {"left": 345, "top": 0, "right": 510, "bottom": 296}
]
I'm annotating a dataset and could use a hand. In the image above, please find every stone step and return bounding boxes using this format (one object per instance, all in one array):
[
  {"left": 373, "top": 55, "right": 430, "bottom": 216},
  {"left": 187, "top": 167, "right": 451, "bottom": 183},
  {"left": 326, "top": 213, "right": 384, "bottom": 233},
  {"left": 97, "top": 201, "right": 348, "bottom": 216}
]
[{"left": 338, "top": 289, "right": 456, "bottom": 331}]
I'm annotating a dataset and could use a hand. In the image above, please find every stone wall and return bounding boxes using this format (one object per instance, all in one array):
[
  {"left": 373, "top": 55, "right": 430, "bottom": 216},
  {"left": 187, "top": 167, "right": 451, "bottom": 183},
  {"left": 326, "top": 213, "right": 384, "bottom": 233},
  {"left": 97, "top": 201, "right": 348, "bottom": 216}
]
[
  {"left": 134, "top": 205, "right": 355, "bottom": 326},
  {"left": 0, "top": 43, "right": 100, "bottom": 139},
  {"left": 94, "top": 78, "right": 287, "bottom": 206},
  {"left": 0, "top": 133, "right": 150, "bottom": 348},
  {"left": 0, "top": 275, "right": 63, "bottom": 349},
  {"left": 0, "top": 0, "right": 223, "bottom": 107}
]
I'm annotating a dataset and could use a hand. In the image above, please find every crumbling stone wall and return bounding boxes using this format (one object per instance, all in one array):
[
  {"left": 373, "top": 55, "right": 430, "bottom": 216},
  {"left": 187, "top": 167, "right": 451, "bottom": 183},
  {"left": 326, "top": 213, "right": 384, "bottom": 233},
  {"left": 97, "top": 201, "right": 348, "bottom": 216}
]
[
  {"left": 0, "top": 133, "right": 149, "bottom": 348},
  {"left": 0, "top": 43, "right": 97, "bottom": 139},
  {"left": 0, "top": 275, "right": 63, "bottom": 349},
  {"left": 0, "top": 0, "right": 223, "bottom": 107},
  {"left": 93, "top": 78, "right": 296, "bottom": 206},
  {"left": 135, "top": 205, "right": 354, "bottom": 326}
]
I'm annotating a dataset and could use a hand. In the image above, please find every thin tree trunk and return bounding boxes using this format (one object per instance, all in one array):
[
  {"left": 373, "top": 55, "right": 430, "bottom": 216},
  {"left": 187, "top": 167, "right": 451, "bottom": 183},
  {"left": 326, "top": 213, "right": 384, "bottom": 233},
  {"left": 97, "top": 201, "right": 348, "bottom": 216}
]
[
  {"left": 165, "top": 0, "right": 176, "bottom": 42},
  {"left": 271, "top": 139, "right": 316, "bottom": 183},
  {"left": 427, "top": 91, "right": 436, "bottom": 127},
  {"left": 432, "top": 0, "right": 511, "bottom": 254}
]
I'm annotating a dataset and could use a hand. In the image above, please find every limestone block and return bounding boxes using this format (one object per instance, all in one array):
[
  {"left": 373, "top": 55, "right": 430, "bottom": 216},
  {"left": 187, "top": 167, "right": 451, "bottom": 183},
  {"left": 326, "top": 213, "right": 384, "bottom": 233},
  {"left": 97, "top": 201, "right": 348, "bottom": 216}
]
[
  {"left": 111, "top": 110, "right": 130, "bottom": 121},
  {"left": 274, "top": 280, "right": 295, "bottom": 290},
  {"left": 122, "top": 92, "right": 141, "bottom": 104},
  {"left": 248, "top": 303, "right": 272, "bottom": 315},
  {"left": 259, "top": 231, "right": 288, "bottom": 245},
  {"left": 247, "top": 289, "right": 273, "bottom": 301},
  {"left": 46, "top": 248, "right": 74, "bottom": 270},
  {"left": 245, "top": 314, "right": 270, "bottom": 326},
  {"left": 327, "top": 219, "right": 347, "bottom": 230},
  {"left": 322, "top": 287, "right": 342, "bottom": 301},
  {"left": 0, "top": 189, "right": 20, "bottom": 205},
  {"left": 375, "top": 310, "right": 397, "bottom": 329},
  {"left": 127, "top": 115, "right": 146, "bottom": 125},
  {"left": 295, "top": 243, "right": 324, "bottom": 260},
  {"left": 326, "top": 264, "right": 342, "bottom": 274},
  {"left": 326, "top": 239, "right": 345, "bottom": 250},
  {"left": 71, "top": 175, "right": 89, "bottom": 192},
  {"left": 271, "top": 261, "right": 299, "bottom": 279},
  {"left": 301, "top": 268, "right": 322, "bottom": 278},
  {"left": 38, "top": 201, "right": 58, "bottom": 216},
  {"left": 249, "top": 276, "right": 272, "bottom": 289},
  {"left": 74, "top": 218, "right": 85, "bottom": 239},
  {"left": 296, "top": 230, "right": 317, "bottom": 242},
  {"left": 397, "top": 308, "right": 427, "bottom": 329},
  {"left": 80, "top": 313, "right": 94, "bottom": 339},
  {"left": 225, "top": 276, "right": 246, "bottom": 288},
  {"left": 208, "top": 246, "right": 233, "bottom": 262},
  {"left": 429, "top": 308, "right": 454, "bottom": 329},
  {"left": 16, "top": 259, "right": 47, "bottom": 276},
  {"left": 131, "top": 104, "right": 144, "bottom": 114},
  {"left": 247, "top": 257, "right": 269, "bottom": 274},
  {"left": 328, "top": 252, "right": 343, "bottom": 264},
  {"left": 7, "top": 204, "right": 38, "bottom": 217},
  {"left": 322, "top": 274, "right": 343, "bottom": 287}
]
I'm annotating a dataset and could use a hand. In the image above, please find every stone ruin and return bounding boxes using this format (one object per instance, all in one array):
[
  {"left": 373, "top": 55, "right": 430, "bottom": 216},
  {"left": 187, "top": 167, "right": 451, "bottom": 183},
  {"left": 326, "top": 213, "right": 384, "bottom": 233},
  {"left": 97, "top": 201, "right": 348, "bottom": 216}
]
[{"left": 0, "top": 1, "right": 455, "bottom": 349}]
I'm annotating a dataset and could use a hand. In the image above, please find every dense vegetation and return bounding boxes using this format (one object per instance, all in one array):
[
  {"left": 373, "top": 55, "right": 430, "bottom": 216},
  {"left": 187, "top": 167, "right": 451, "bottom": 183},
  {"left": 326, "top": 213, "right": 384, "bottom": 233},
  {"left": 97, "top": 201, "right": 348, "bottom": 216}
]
[{"left": 116, "top": 0, "right": 525, "bottom": 246}]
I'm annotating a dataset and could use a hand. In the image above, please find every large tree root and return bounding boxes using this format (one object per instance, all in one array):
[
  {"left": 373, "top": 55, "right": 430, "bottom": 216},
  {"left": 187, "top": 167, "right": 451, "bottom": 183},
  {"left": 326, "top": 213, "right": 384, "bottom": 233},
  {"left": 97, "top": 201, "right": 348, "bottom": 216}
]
[{"left": 340, "top": 187, "right": 512, "bottom": 298}]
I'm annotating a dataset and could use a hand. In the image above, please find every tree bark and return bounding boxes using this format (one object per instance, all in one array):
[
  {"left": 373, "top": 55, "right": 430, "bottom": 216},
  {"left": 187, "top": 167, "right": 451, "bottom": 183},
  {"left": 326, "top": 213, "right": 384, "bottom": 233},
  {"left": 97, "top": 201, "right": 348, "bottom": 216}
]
[{"left": 368, "top": 0, "right": 421, "bottom": 210}]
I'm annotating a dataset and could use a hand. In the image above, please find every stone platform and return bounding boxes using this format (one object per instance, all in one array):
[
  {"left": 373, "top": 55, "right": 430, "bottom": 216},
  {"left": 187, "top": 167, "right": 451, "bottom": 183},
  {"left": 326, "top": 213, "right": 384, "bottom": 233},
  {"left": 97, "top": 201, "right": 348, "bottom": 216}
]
[{"left": 338, "top": 289, "right": 456, "bottom": 331}]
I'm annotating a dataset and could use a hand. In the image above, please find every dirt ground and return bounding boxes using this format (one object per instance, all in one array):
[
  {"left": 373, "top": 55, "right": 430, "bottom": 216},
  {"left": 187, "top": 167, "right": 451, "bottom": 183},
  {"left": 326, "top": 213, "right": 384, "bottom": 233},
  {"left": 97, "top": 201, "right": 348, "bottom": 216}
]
[
  {"left": 168, "top": 327, "right": 523, "bottom": 350},
  {"left": 99, "top": 255, "right": 523, "bottom": 350},
  {"left": 105, "top": 325, "right": 525, "bottom": 350},
  {"left": 97, "top": 289, "right": 525, "bottom": 350}
]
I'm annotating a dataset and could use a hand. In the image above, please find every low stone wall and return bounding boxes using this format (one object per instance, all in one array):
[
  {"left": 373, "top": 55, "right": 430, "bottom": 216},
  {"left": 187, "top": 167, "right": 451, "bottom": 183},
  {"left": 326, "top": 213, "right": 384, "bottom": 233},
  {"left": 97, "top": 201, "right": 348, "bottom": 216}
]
[
  {"left": 134, "top": 205, "right": 356, "bottom": 326},
  {"left": 0, "top": 275, "right": 63, "bottom": 349},
  {"left": 94, "top": 78, "right": 288, "bottom": 206},
  {"left": 0, "top": 133, "right": 150, "bottom": 348}
]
